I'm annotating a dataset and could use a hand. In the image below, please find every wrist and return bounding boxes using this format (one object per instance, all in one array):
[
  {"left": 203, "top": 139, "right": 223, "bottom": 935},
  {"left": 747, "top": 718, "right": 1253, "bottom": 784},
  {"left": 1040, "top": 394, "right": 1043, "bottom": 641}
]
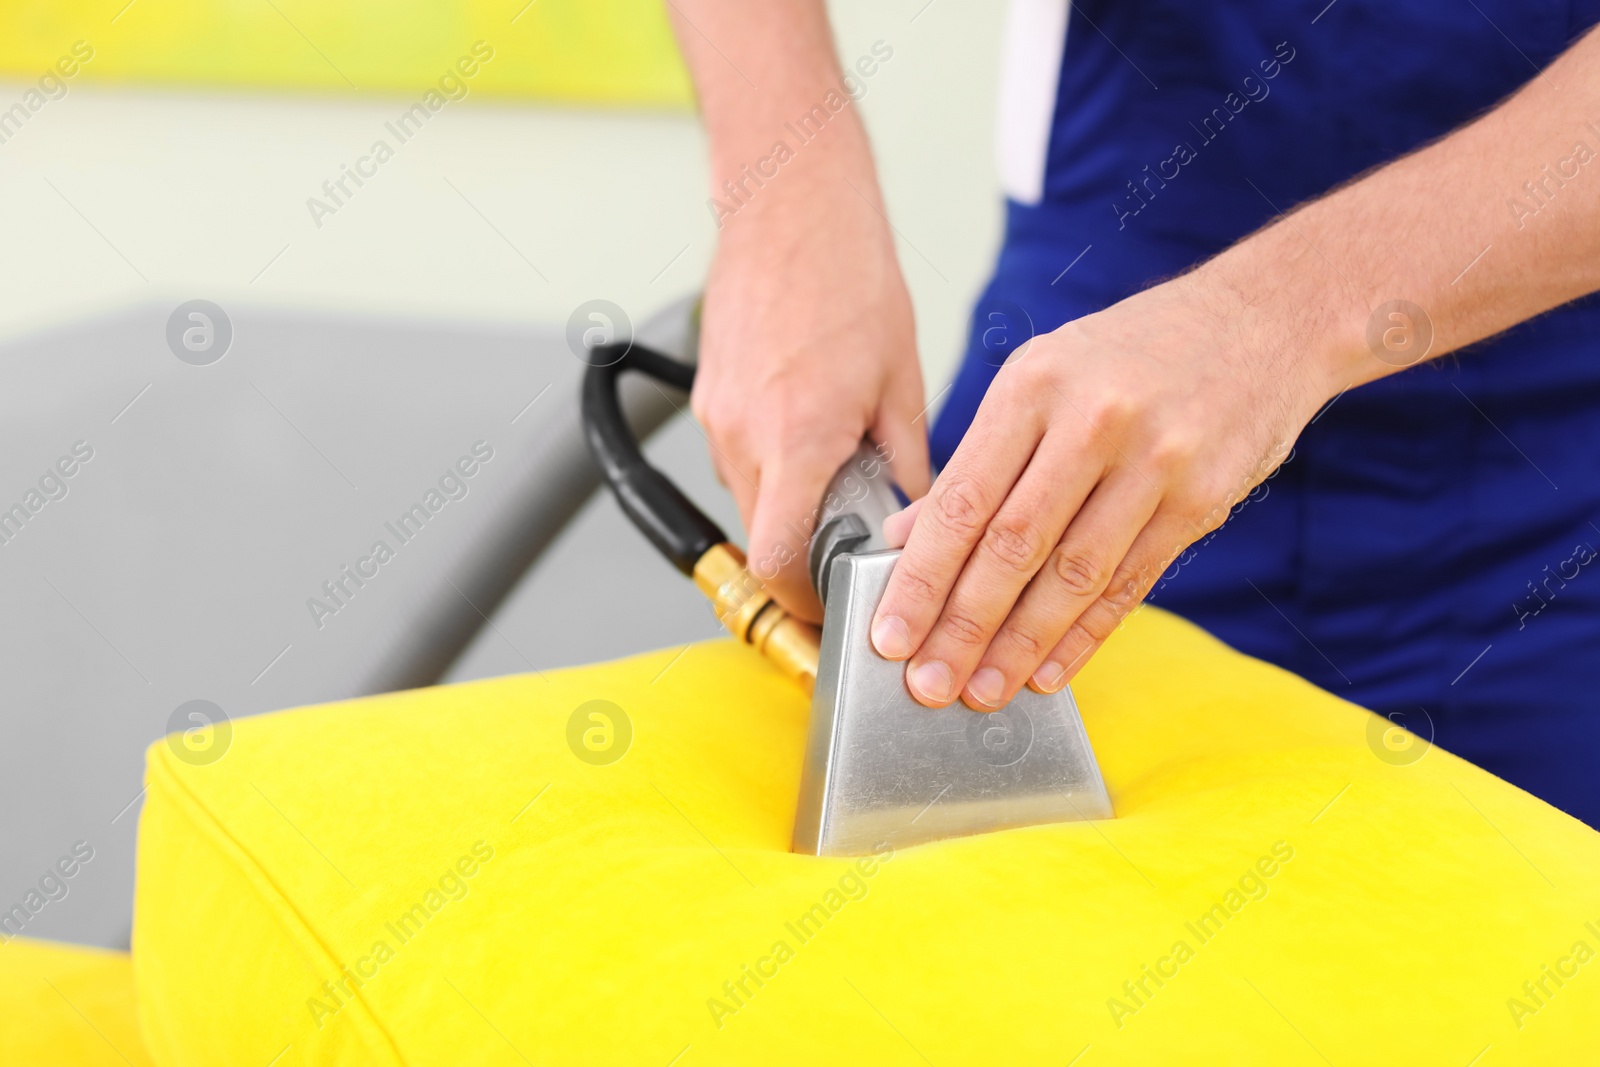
[
  {"left": 708, "top": 135, "right": 890, "bottom": 260},
  {"left": 708, "top": 107, "right": 878, "bottom": 212},
  {"left": 1186, "top": 221, "right": 1376, "bottom": 419}
]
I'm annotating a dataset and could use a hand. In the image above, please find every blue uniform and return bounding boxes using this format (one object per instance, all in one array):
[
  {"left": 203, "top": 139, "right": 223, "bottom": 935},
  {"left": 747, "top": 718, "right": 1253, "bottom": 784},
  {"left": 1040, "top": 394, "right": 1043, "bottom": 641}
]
[{"left": 933, "top": 0, "right": 1600, "bottom": 826}]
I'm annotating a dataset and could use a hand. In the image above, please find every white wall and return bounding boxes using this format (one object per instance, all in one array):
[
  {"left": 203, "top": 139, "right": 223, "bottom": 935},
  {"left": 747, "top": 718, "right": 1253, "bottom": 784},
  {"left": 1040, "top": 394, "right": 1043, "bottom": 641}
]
[{"left": 0, "top": 0, "right": 1004, "bottom": 389}]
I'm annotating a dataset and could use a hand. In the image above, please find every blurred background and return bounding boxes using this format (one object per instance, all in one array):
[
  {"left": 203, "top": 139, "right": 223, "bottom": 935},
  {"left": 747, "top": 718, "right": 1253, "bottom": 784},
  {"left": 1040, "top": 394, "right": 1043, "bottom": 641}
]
[{"left": 0, "top": 1, "right": 1006, "bottom": 948}]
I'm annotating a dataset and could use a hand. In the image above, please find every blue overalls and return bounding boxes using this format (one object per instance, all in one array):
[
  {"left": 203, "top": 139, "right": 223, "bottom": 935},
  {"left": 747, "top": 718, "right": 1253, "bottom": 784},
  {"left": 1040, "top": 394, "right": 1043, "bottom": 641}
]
[{"left": 932, "top": 0, "right": 1600, "bottom": 826}]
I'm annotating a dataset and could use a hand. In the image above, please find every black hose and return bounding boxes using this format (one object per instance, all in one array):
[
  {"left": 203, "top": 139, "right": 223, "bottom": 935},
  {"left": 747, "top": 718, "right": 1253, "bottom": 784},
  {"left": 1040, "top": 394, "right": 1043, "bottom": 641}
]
[{"left": 581, "top": 343, "right": 726, "bottom": 575}]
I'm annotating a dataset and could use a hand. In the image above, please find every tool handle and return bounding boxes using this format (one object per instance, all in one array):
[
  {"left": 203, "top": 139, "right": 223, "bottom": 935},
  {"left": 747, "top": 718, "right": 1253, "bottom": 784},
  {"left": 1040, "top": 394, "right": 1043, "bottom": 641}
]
[{"left": 581, "top": 343, "right": 726, "bottom": 576}]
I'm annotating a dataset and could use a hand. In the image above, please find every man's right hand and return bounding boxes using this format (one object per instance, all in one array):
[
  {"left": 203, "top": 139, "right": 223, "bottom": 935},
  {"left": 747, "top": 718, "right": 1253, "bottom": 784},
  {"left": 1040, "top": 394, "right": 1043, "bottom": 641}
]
[
  {"left": 667, "top": 0, "right": 930, "bottom": 622},
  {"left": 694, "top": 166, "right": 929, "bottom": 622}
]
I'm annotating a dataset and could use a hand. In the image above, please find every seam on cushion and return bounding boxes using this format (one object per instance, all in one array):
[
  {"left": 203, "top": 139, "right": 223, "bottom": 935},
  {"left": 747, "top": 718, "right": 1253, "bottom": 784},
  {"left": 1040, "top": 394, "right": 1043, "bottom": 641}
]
[{"left": 141, "top": 744, "right": 408, "bottom": 1067}]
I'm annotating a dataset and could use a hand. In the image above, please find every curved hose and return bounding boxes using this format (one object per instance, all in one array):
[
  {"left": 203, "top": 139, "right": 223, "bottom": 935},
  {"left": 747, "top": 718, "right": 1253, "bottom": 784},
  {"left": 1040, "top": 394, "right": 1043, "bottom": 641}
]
[{"left": 580, "top": 343, "right": 726, "bottom": 575}]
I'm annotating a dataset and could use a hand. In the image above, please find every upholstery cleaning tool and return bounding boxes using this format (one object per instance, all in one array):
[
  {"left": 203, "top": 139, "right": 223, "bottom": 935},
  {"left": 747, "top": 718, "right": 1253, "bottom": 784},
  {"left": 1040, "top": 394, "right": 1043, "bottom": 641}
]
[{"left": 582, "top": 343, "right": 1114, "bottom": 856}]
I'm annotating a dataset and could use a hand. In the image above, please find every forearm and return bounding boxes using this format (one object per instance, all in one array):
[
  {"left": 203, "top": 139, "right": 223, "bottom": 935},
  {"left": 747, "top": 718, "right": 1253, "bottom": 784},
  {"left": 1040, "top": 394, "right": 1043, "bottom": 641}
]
[
  {"left": 662, "top": 1, "right": 928, "bottom": 619},
  {"left": 1198, "top": 28, "right": 1600, "bottom": 404},
  {"left": 664, "top": 0, "right": 881, "bottom": 206}
]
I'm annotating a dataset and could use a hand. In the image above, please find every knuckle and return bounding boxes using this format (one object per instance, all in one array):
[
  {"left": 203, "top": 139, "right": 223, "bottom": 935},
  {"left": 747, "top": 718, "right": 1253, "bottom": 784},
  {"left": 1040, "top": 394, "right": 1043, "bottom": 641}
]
[
  {"left": 1074, "top": 602, "right": 1122, "bottom": 645},
  {"left": 999, "top": 350, "right": 1049, "bottom": 389},
  {"left": 939, "top": 610, "right": 989, "bottom": 649},
  {"left": 893, "top": 561, "right": 943, "bottom": 607},
  {"left": 690, "top": 385, "right": 729, "bottom": 429},
  {"left": 982, "top": 516, "right": 1044, "bottom": 572},
  {"left": 1051, "top": 549, "right": 1104, "bottom": 596},
  {"left": 689, "top": 388, "right": 714, "bottom": 424},
  {"left": 1086, "top": 388, "right": 1137, "bottom": 432},
  {"left": 1000, "top": 621, "right": 1048, "bottom": 661},
  {"left": 934, "top": 478, "right": 986, "bottom": 535},
  {"left": 1103, "top": 561, "right": 1153, "bottom": 608},
  {"left": 1147, "top": 427, "right": 1202, "bottom": 475}
]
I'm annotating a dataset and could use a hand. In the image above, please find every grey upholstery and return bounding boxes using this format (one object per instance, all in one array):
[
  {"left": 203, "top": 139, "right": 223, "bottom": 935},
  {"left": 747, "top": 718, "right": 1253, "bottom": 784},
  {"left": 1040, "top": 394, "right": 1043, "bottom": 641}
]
[{"left": 0, "top": 298, "right": 740, "bottom": 948}]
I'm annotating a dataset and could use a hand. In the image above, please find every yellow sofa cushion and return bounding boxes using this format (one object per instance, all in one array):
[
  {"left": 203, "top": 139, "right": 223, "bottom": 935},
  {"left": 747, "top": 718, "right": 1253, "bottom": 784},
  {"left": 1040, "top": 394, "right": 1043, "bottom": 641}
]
[
  {"left": 0, "top": 938, "right": 152, "bottom": 1066},
  {"left": 134, "top": 607, "right": 1600, "bottom": 1065}
]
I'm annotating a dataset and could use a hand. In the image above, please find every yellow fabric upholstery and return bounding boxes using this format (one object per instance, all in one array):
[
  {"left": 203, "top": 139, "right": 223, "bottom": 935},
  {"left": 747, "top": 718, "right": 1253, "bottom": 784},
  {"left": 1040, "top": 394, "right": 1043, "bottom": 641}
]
[
  {"left": 0, "top": 938, "right": 152, "bottom": 1066},
  {"left": 134, "top": 607, "right": 1600, "bottom": 1065}
]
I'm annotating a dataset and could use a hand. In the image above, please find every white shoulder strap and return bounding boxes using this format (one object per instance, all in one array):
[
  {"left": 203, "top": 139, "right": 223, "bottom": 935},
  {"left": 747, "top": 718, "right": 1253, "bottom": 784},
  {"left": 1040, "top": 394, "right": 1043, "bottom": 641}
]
[{"left": 996, "top": 0, "right": 1072, "bottom": 205}]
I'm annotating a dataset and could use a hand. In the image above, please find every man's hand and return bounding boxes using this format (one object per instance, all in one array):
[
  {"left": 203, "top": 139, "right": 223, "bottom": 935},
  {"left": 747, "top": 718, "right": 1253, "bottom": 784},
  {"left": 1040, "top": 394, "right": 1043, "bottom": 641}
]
[
  {"left": 667, "top": 0, "right": 930, "bottom": 621},
  {"left": 695, "top": 171, "right": 928, "bottom": 621},
  {"left": 872, "top": 274, "right": 1326, "bottom": 708},
  {"left": 872, "top": 22, "right": 1600, "bottom": 708}
]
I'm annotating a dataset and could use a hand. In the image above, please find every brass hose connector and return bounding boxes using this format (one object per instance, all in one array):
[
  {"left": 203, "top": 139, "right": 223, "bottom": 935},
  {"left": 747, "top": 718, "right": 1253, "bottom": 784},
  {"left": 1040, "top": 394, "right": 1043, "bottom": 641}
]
[{"left": 692, "top": 543, "right": 820, "bottom": 695}]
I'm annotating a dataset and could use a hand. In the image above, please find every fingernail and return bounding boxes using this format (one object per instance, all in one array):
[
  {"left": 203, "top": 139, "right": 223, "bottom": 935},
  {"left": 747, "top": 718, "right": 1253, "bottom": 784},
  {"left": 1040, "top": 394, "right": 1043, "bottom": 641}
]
[
  {"left": 1031, "top": 661, "right": 1066, "bottom": 694},
  {"left": 907, "top": 660, "right": 953, "bottom": 705},
  {"left": 967, "top": 667, "right": 1004, "bottom": 708},
  {"left": 871, "top": 615, "right": 911, "bottom": 659}
]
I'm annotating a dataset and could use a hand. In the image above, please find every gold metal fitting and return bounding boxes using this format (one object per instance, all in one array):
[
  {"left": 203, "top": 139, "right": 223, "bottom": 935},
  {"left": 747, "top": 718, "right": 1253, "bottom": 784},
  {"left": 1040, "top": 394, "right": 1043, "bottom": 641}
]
[{"left": 692, "top": 542, "right": 820, "bottom": 695}]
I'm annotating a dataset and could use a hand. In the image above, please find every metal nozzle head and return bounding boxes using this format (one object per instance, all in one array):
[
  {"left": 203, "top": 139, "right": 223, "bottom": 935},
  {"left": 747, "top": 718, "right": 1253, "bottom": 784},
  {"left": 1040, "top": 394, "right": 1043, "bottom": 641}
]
[{"left": 792, "top": 549, "right": 1115, "bottom": 856}]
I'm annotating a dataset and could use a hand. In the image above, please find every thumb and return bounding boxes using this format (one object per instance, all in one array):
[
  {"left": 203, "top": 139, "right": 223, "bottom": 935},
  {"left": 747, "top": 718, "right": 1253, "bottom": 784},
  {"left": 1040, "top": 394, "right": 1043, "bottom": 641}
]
[
  {"left": 871, "top": 399, "right": 933, "bottom": 503},
  {"left": 882, "top": 496, "right": 925, "bottom": 549},
  {"left": 745, "top": 453, "right": 844, "bottom": 625}
]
